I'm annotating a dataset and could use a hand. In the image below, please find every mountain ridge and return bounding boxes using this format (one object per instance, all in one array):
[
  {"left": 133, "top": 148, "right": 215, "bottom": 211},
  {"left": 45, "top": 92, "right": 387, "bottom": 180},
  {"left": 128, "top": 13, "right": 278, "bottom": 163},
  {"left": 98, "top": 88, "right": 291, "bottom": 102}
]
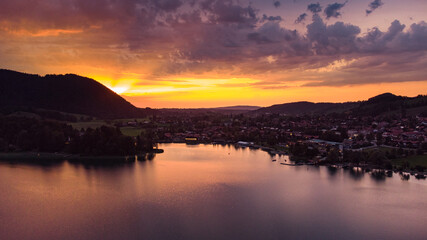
[
  {"left": 0, "top": 69, "right": 151, "bottom": 118},
  {"left": 252, "top": 93, "right": 427, "bottom": 116}
]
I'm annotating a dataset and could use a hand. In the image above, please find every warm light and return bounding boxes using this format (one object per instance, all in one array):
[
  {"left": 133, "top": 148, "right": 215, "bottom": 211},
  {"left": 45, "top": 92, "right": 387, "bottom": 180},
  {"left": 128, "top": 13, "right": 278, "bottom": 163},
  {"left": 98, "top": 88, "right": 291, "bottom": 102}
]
[
  {"left": 1, "top": 28, "right": 83, "bottom": 37},
  {"left": 89, "top": 75, "right": 137, "bottom": 95},
  {"left": 109, "top": 86, "right": 129, "bottom": 94}
]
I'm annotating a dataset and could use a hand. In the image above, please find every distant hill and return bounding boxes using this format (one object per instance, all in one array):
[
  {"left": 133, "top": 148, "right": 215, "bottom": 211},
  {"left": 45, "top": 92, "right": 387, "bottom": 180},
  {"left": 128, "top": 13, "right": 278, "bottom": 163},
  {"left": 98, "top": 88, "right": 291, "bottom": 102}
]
[
  {"left": 159, "top": 105, "right": 261, "bottom": 115},
  {"left": 213, "top": 105, "right": 261, "bottom": 111},
  {"left": 252, "top": 93, "right": 427, "bottom": 116},
  {"left": 365, "top": 92, "right": 405, "bottom": 104},
  {"left": 352, "top": 93, "right": 427, "bottom": 116},
  {"left": 252, "top": 101, "right": 357, "bottom": 115},
  {"left": 0, "top": 69, "right": 151, "bottom": 118}
]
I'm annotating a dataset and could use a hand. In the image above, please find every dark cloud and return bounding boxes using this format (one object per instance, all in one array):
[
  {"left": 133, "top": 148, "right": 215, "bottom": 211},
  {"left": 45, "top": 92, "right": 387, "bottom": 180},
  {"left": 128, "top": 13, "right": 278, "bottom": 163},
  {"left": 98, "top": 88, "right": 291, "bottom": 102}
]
[
  {"left": 307, "top": 14, "right": 360, "bottom": 55},
  {"left": 302, "top": 20, "right": 427, "bottom": 87},
  {"left": 247, "top": 32, "right": 273, "bottom": 44},
  {"left": 307, "top": 3, "right": 322, "bottom": 14},
  {"left": 200, "top": 0, "right": 257, "bottom": 26},
  {"left": 249, "top": 22, "right": 298, "bottom": 44},
  {"left": 274, "top": 1, "right": 281, "bottom": 8},
  {"left": 358, "top": 20, "right": 427, "bottom": 53},
  {"left": 295, "top": 13, "right": 307, "bottom": 24},
  {"left": 369, "top": 0, "right": 384, "bottom": 10},
  {"left": 302, "top": 52, "right": 427, "bottom": 87},
  {"left": 152, "top": 0, "right": 184, "bottom": 12},
  {"left": 366, "top": 0, "right": 384, "bottom": 15},
  {"left": 262, "top": 14, "right": 283, "bottom": 22},
  {"left": 324, "top": 2, "right": 347, "bottom": 19},
  {"left": 400, "top": 21, "right": 427, "bottom": 51},
  {"left": 357, "top": 20, "right": 405, "bottom": 53},
  {"left": 0, "top": 0, "right": 187, "bottom": 32}
]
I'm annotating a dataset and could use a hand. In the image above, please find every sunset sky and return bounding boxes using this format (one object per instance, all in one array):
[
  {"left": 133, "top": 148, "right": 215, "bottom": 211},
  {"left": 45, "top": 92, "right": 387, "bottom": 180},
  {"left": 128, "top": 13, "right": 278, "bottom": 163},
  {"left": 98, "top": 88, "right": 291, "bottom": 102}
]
[{"left": 1, "top": 0, "right": 426, "bottom": 108}]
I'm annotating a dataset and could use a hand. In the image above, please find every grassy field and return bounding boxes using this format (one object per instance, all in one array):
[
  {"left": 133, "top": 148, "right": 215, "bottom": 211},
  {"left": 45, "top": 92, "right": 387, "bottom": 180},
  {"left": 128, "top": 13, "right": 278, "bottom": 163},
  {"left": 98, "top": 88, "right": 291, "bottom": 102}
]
[
  {"left": 361, "top": 146, "right": 427, "bottom": 169},
  {"left": 70, "top": 120, "right": 145, "bottom": 137},
  {"left": 70, "top": 120, "right": 113, "bottom": 129},
  {"left": 392, "top": 154, "right": 427, "bottom": 168},
  {"left": 113, "top": 117, "right": 149, "bottom": 122},
  {"left": 120, "top": 127, "right": 143, "bottom": 137}
]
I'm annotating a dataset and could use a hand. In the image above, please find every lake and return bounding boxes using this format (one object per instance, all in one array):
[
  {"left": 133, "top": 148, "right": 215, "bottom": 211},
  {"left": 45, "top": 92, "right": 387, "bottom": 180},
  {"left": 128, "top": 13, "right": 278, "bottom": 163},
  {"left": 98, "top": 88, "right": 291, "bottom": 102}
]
[{"left": 0, "top": 143, "right": 426, "bottom": 240}]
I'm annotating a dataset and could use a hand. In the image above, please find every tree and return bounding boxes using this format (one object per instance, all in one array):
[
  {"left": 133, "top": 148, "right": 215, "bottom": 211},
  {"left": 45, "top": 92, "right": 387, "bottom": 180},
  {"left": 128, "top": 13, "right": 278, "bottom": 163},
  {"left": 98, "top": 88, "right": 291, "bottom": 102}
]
[
  {"left": 326, "top": 148, "right": 340, "bottom": 163},
  {"left": 368, "top": 150, "right": 387, "bottom": 166}
]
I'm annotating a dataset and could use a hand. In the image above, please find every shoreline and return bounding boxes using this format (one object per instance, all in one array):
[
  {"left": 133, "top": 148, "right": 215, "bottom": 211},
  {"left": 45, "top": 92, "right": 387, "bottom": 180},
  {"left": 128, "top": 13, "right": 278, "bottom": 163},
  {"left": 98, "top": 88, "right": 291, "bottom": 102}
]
[
  {"left": 1, "top": 144, "right": 426, "bottom": 178},
  {"left": 0, "top": 149, "right": 164, "bottom": 163},
  {"left": 160, "top": 142, "right": 427, "bottom": 177}
]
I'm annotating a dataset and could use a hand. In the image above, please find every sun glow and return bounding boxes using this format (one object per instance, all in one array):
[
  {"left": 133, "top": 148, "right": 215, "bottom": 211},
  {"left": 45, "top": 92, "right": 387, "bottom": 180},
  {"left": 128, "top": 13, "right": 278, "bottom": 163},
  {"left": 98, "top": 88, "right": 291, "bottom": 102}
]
[
  {"left": 109, "top": 86, "right": 129, "bottom": 94},
  {"left": 89, "top": 75, "right": 139, "bottom": 95}
]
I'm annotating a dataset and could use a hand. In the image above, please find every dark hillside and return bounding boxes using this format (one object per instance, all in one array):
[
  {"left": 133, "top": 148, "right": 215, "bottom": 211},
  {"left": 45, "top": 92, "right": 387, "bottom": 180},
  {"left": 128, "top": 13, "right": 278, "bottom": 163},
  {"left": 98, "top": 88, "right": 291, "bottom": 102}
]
[
  {"left": 252, "top": 93, "right": 427, "bottom": 116},
  {"left": 252, "top": 101, "right": 357, "bottom": 115},
  {"left": 352, "top": 93, "right": 427, "bottom": 116},
  {"left": 0, "top": 69, "right": 149, "bottom": 118}
]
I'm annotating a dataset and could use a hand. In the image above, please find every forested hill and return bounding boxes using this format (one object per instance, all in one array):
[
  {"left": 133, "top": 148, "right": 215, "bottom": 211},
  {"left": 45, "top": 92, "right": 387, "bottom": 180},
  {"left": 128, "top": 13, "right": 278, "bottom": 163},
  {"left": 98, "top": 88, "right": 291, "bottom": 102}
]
[
  {"left": 252, "top": 93, "right": 427, "bottom": 116},
  {"left": 0, "top": 69, "right": 150, "bottom": 118},
  {"left": 351, "top": 93, "right": 427, "bottom": 116}
]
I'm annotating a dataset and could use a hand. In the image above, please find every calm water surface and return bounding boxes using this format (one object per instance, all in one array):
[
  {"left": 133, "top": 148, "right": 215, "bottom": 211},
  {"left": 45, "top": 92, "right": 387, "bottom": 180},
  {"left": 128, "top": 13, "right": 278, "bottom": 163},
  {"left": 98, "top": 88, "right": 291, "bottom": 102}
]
[{"left": 0, "top": 144, "right": 426, "bottom": 240}]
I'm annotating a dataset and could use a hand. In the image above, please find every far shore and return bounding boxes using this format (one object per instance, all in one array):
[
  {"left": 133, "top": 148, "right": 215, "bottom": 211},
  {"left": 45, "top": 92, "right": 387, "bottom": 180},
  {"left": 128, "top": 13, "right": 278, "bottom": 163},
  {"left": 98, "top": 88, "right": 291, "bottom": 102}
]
[{"left": 0, "top": 149, "right": 164, "bottom": 163}]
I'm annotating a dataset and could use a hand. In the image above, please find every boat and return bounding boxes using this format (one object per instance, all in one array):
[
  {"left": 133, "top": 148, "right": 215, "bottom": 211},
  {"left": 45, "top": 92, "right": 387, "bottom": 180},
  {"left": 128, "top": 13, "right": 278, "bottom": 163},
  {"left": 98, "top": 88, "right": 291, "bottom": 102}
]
[
  {"left": 415, "top": 174, "right": 426, "bottom": 179},
  {"left": 280, "top": 163, "right": 302, "bottom": 166},
  {"left": 400, "top": 173, "right": 410, "bottom": 180}
]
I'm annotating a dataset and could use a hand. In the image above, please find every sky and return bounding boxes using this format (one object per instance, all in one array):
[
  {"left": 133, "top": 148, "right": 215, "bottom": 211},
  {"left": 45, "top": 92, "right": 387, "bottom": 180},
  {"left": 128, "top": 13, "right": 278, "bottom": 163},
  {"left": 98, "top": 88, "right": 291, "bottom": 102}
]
[{"left": 0, "top": 0, "right": 426, "bottom": 108}]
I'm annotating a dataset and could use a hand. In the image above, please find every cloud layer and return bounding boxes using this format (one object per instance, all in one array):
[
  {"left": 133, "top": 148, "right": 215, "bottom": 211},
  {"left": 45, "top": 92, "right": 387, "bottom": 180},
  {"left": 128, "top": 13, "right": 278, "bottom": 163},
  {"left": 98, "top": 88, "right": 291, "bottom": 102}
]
[{"left": 0, "top": 0, "right": 426, "bottom": 92}]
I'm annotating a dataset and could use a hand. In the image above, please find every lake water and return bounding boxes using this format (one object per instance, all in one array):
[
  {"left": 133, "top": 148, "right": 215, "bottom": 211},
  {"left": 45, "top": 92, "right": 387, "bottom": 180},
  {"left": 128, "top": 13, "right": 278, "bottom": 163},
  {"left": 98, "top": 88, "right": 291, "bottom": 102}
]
[{"left": 0, "top": 143, "right": 426, "bottom": 240}]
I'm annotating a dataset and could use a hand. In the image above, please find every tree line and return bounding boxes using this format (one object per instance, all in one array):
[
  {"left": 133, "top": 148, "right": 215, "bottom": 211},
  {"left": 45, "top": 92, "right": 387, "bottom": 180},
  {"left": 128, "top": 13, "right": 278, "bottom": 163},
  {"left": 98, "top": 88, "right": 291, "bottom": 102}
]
[{"left": 0, "top": 116, "right": 154, "bottom": 156}]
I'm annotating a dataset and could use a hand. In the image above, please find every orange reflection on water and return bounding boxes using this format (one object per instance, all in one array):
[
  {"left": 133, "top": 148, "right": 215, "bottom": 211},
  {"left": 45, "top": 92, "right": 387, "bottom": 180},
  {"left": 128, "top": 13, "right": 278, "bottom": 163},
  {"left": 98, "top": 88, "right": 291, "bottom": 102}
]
[{"left": 0, "top": 144, "right": 426, "bottom": 240}]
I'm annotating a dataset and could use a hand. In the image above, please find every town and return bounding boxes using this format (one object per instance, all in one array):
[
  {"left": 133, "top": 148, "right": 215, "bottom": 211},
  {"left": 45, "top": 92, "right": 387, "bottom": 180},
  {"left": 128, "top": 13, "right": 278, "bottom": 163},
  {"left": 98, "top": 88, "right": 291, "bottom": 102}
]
[{"left": 117, "top": 110, "right": 427, "bottom": 177}]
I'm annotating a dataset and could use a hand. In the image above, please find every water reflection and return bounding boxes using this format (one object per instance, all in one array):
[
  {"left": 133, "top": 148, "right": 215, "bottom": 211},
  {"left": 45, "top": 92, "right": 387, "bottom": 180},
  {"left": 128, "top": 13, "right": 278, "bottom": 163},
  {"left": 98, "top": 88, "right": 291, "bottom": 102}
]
[
  {"left": 347, "top": 167, "right": 365, "bottom": 181},
  {"left": 327, "top": 165, "right": 338, "bottom": 176},
  {"left": 0, "top": 158, "right": 65, "bottom": 168},
  {"left": 370, "top": 170, "right": 387, "bottom": 182},
  {"left": 0, "top": 144, "right": 426, "bottom": 240}
]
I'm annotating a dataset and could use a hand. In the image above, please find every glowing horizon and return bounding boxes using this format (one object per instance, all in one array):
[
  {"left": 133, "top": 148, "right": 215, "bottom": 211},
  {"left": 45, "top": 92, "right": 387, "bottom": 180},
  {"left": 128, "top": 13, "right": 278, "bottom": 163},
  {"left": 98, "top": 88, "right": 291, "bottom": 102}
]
[{"left": 102, "top": 76, "right": 426, "bottom": 108}]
